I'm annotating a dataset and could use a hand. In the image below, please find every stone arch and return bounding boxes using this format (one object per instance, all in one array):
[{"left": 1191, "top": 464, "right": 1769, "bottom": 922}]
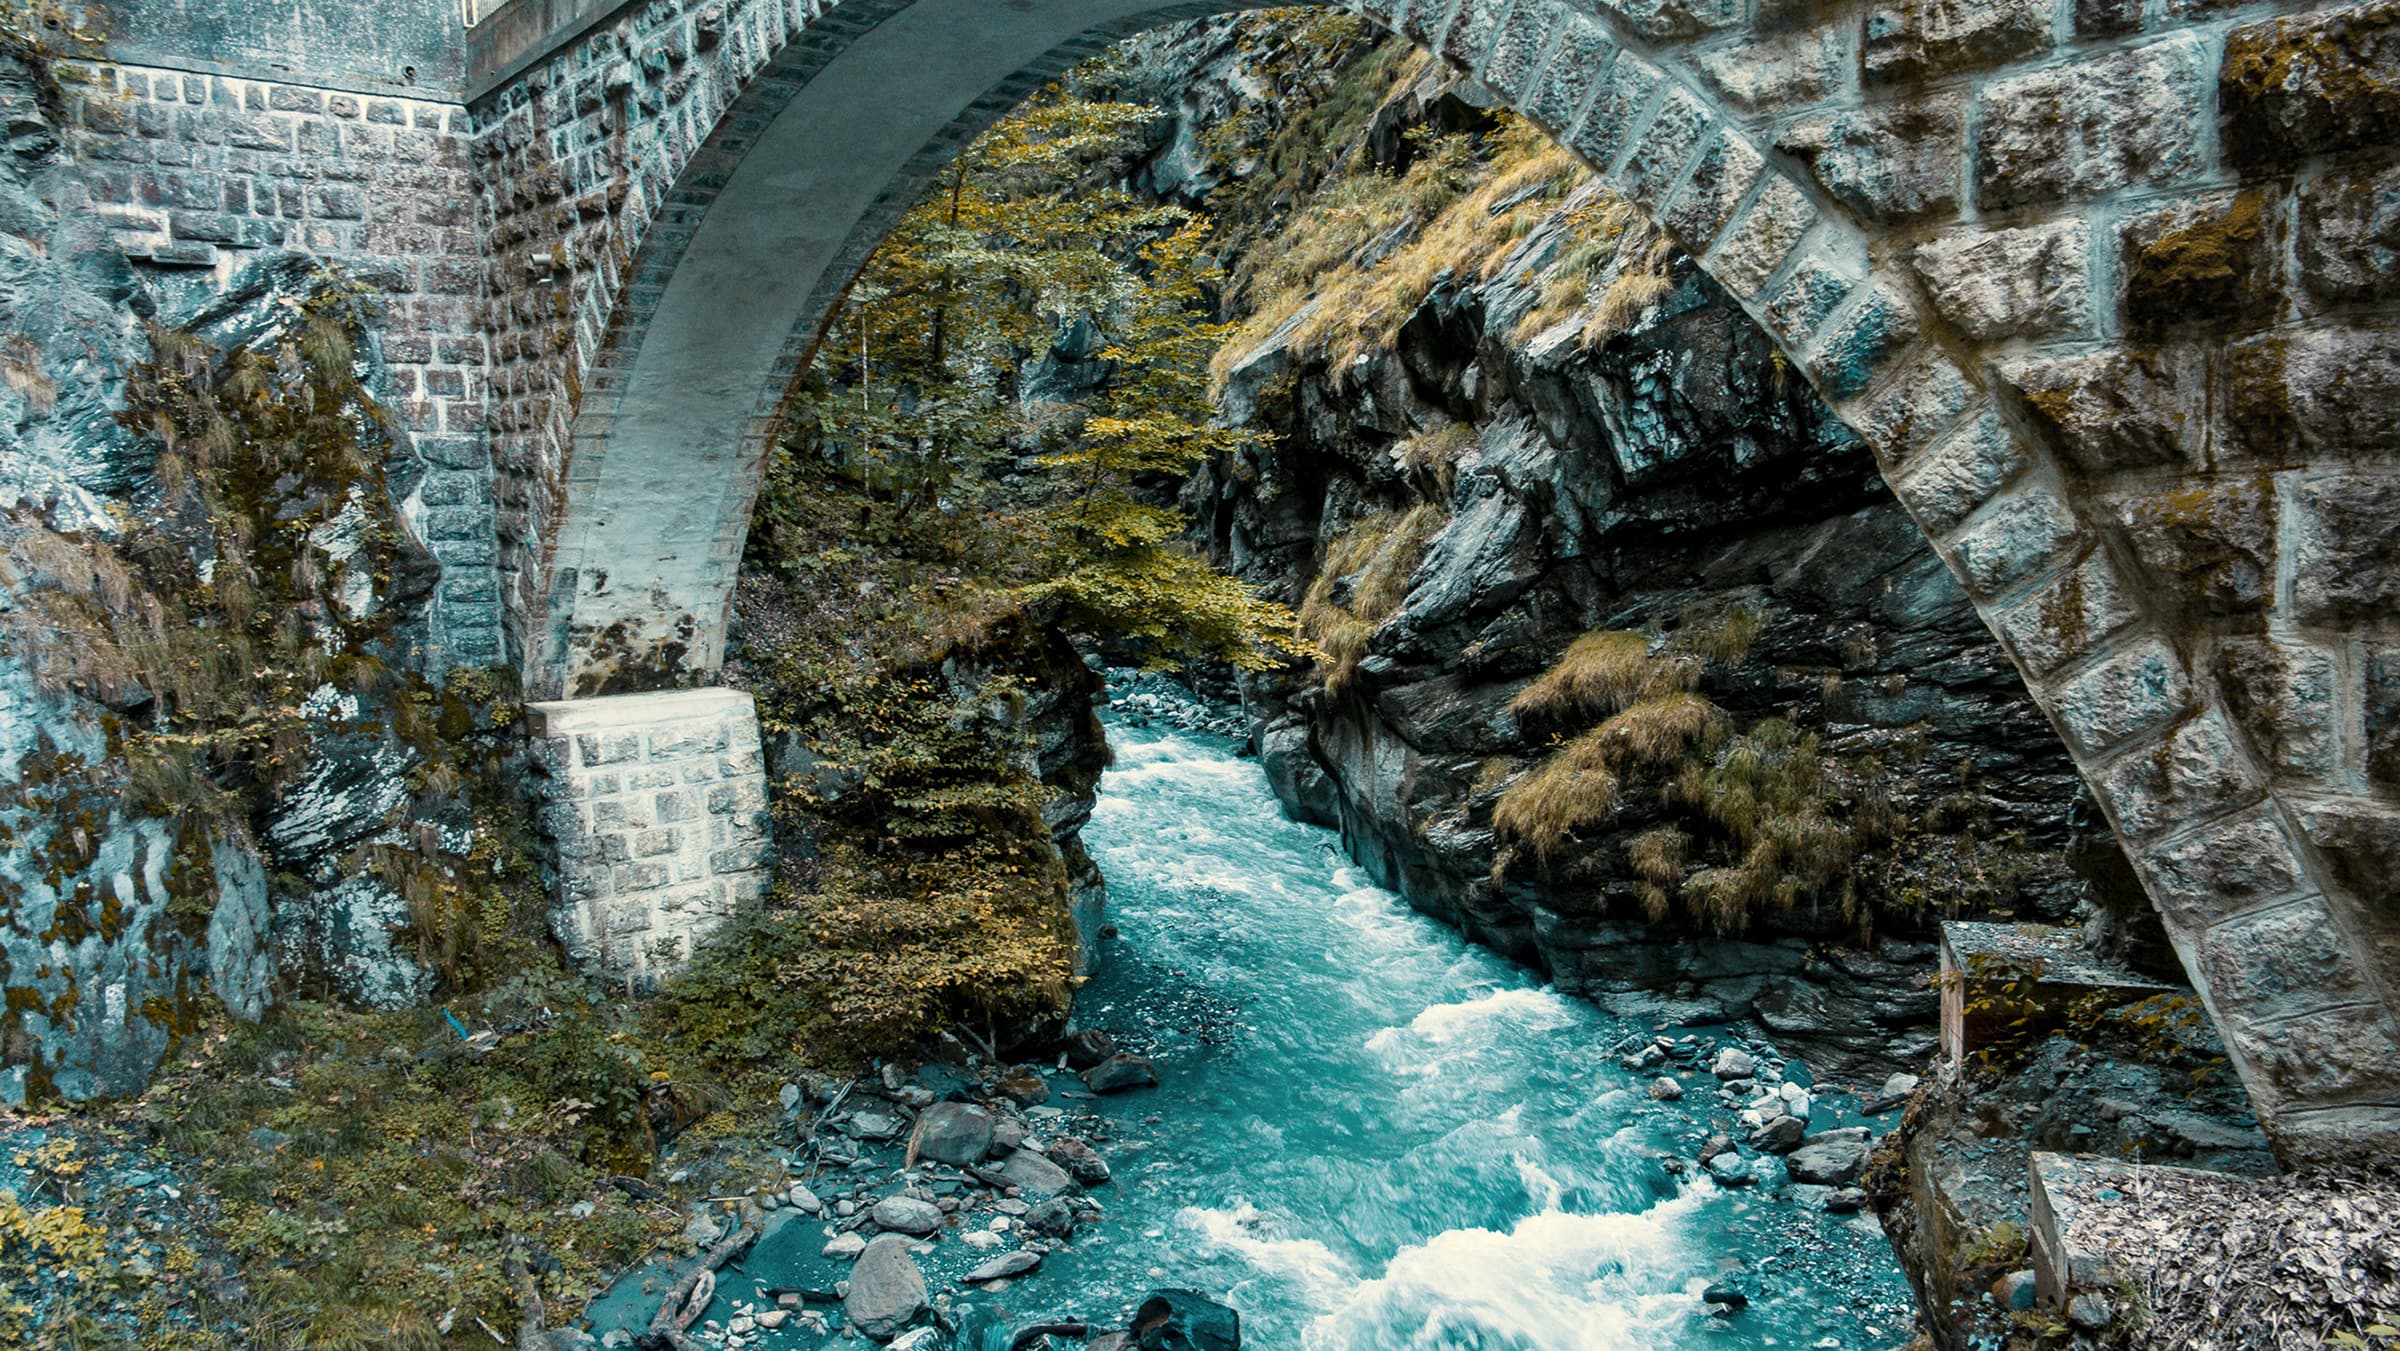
[{"left": 470, "top": 0, "right": 2400, "bottom": 1163}]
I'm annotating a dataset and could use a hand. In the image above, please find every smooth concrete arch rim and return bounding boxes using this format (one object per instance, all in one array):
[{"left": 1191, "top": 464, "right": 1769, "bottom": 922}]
[{"left": 539, "top": 0, "right": 1312, "bottom": 697}]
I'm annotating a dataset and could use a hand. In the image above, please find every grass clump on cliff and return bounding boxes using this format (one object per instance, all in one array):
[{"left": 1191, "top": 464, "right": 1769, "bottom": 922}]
[
  {"left": 1297, "top": 503, "right": 1448, "bottom": 691},
  {"left": 1510, "top": 630, "right": 1700, "bottom": 724}
]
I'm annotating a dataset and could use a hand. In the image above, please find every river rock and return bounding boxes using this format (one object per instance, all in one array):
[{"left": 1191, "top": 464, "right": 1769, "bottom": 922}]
[
  {"left": 1698, "top": 1134, "right": 1736, "bottom": 1163},
  {"left": 1048, "top": 1136, "right": 1112, "bottom": 1184},
  {"left": 996, "top": 1070, "right": 1050, "bottom": 1107},
  {"left": 1788, "top": 1128, "right": 1873, "bottom": 1185},
  {"left": 1704, "top": 1152, "right": 1756, "bottom": 1187},
  {"left": 910, "top": 1102, "right": 996, "bottom": 1167},
  {"left": 1081, "top": 1053, "right": 1160, "bottom": 1093},
  {"left": 1063, "top": 1027, "right": 1120, "bottom": 1069},
  {"left": 1748, "top": 1114, "right": 1807, "bottom": 1153},
  {"left": 1649, "top": 1076, "right": 1685, "bottom": 1101},
  {"left": 1702, "top": 1283, "right": 1748, "bottom": 1310},
  {"left": 991, "top": 1118, "right": 1027, "bottom": 1154},
  {"left": 872, "top": 1195, "right": 945, "bottom": 1236},
  {"left": 964, "top": 1249, "right": 1043, "bottom": 1283},
  {"left": 1133, "top": 1288, "right": 1241, "bottom": 1350},
  {"left": 787, "top": 1183, "right": 823, "bottom": 1213},
  {"left": 1003, "top": 1149, "right": 1077, "bottom": 1198},
  {"left": 822, "top": 1232, "right": 867, "bottom": 1260},
  {"left": 843, "top": 1235, "right": 928, "bottom": 1339},
  {"left": 1026, "top": 1197, "right": 1078, "bottom": 1237},
  {"left": 1824, "top": 1186, "right": 1868, "bottom": 1214},
  {"left": 849, "top": 1110, "right": 904, "bottom": 1140},
  {"left": 1711, "top": 1047, "right": 1756, "bottom": 1080},
  {"left": 1992, "top": 1268, "right": 2039, "bottom": 1311}
]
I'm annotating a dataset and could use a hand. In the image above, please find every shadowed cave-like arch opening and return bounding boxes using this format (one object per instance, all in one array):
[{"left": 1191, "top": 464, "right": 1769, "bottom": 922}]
[{"left": 469, "top": 0, "right": 2400, "bottom": 1166}]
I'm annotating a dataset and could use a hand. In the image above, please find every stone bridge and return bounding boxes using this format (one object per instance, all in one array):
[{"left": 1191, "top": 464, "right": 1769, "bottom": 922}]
[{"left": 72, "top": 0, "right": 2400, "bottom": 1163}]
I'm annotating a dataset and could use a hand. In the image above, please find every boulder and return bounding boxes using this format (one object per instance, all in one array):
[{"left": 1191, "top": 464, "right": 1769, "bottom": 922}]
[
  {"left": 1002, "top": 1149, "right": 1077, "bottom": 1198},
  {"left": 1082, "top": 1053, "right": 1160, "bottom": 1094},
  {"left": 1048, "top": 1135, "right": 1112, "bottom": 1185},
  {"left": 1748, "top": 1114, "right": 1807, "bottom": 1153},
  {"left": 909, "top": 1102, "right": 996, "bottom": 1167},
  {"left": 1702, "top": 1283, "right": 1747, "bottom": 1310},
  {"left": 1062, "top": 1027, "right": 1119, "bottom": 1069},
  {"left": 1787, "top": 1129, "right": 1873, "bottom": 1186},
  {"left": 1711, "top": 1047, "right": 1756, "bottom": 1080},
  {"left": 871, "top": 1195, "right": 944, "bottom": 1236},
  {"left": 1649, "top": 1076, "right": 1684, "bottom": 1101},
  {"left": 842, "top": 1235, "right": 928, "bottom": 1339},
  {"left": 1133, "top": 1288, "right": 1240, "bottom": 1351}
]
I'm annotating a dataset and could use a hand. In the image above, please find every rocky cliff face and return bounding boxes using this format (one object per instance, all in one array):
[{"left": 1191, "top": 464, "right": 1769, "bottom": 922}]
[
  {"left": 1117, "top": 19, "right": 2150, "bottom": 1078},
  {"left": 0, "top": 44, "right": 494, "bottom": 1103}
]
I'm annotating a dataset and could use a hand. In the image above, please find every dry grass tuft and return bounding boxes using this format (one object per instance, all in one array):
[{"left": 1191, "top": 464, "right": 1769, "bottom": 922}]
[
  {"left": 1299, "top": 503, "right": 1447, "bottom": 690},
  {"left": 1491, "top": 731, "right": 1620, "bottom": 863},
  {"left": 1218, "top": 114, "right": 1584, "bottom": 385},
  {"left": 1510, "top": 630, "right": 1699, "bottom": 722}
]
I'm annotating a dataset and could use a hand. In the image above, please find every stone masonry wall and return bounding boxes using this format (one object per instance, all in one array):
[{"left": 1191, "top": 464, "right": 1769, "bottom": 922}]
[
  {"left": 525, "top": 688, "right": 774, "bottom": 985},
  {"left": 68, "top": 60, "right": 505, "bottom": 671}
]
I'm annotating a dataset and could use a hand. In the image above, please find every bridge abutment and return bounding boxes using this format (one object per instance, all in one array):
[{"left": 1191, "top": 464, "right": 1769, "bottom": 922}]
[{"left": 525, "top": 690, "right": 774, "bottom": 985}]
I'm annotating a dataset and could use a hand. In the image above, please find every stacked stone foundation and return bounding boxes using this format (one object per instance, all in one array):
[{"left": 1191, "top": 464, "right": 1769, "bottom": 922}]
[{"left": 526, "top": 689, "right": 773, "bottom": 986}]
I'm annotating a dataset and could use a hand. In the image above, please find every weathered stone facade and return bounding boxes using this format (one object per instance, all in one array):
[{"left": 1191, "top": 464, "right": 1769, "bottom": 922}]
[
  {"left": 68, "top": 57, "right": 502, "bottom": 670},
  {"left": 42, "top": 0, "right": 2400, "bottom": 1160},
  {"left": 525, "top": 689, "right": 773, "bottom": 985}
]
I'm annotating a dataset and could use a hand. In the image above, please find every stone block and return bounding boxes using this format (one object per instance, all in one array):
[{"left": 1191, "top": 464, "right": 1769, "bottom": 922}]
[
  {"left": 2053, "top": 637, "right": 2196, "bottom": 757},
  {"left": 1660, "top": 133, "right": 1763, "bottom": 252},
  {"left": 1894, "top": 405, "right": 2029, "bottom": 532},
  {"left": 1695, "top": 22, "right": 1846, "bottom": 111},
  {"left": 1776, "top": 97, "right": 1961, "bottom": 225},
  {"left": 1864, "top": 0, "right": 2049, "bottom": 85},
  {"left": 2220, "top": 0, "right": 2400, "bottom": 167},
  {"left": 2288, "top": 471, "right": 2400, "bottom": 626},
  {"left": 2000, "top": 346, "right": 2206, "bottom": 476},
  {"left": 1439, "top": 1, "right": 1509, "bottom": 75},
  {"left": 1617, "top": 87, "right": 1711, "bottom": 215},
  {"left": 1589, "top": 0, "right": 1742, "bottom": 40},
  {"left": 577, "top": 730, "right": 644, "bottom": 766},
  {"left": 654, "top": 789, "right": 696, "bottom": 823},
  {"left": 2109, "top": 476, "right": 2276, "bottom": 623},
  {"left": 1805, "top": 283, "right": 1917, "bottom": 399},
  {"left": 2293, "top": 797, "right": 2400, "bottom": 903},
  {"left": 1949, "top": 481, "right": 2082, "bottom": 599},
  {"left": 2219, "top": 327, "right": 2400, "bottom": 465},
  {"left": 2366, "top": 644, "right": 2400, "bottom": 790},
  {"left": 1975, "top": 37, "right": 2208, "bottom": 211},
  {"left": 2119, "top": 190, "right": 2281, "bottom": 339},
  {"left": 2210, "top": 638, "right": 2338, "bottom": 781},
  {"left": 2228, "top": 1006, "right": 2400, "bottom": 1105},
  {"left": 1912, "top": 221, "right": 2090, "bottom": 343},
  {"left": 2093, "top": 708, "right": 2261, "bottom": 840},
  {"left": 2201, "top": 901, "right": 2374, "bottom": 1019},
  {"left": 2298, "top": 162, "right": 2400, "bottom": 305},
  {"left": 1764, "top": 246, "right": 1854, "bottom": 337},
  {"left": 1846, "top": 352, "right": 1974, "bottom": 468},
  {"left": 2138, "top": 807, "right": 2309, "bottom": 931},
  {"left": 1525, "top": 17, "right": 1616, "bottom": 134},
  {"left": 1479, "top": 3, "right": 1557, "bottom": 103},
  {"left": 1564, "top": 51, "right": 1661, "bottom": 173},
  {"left": 2072, "top": 0, "right": 2142, "bottom": 39}
]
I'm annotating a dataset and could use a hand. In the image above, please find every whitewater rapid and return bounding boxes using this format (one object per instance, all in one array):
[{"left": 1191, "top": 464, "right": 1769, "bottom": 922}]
[{"left": 975, "top": 708, "right": 1917, "bottom": 1350}]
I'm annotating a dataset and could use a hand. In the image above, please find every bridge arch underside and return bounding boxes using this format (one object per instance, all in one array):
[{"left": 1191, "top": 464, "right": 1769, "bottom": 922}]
[{"left": 471, "top": 0, "right": 2400, "bottom": 1163}]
